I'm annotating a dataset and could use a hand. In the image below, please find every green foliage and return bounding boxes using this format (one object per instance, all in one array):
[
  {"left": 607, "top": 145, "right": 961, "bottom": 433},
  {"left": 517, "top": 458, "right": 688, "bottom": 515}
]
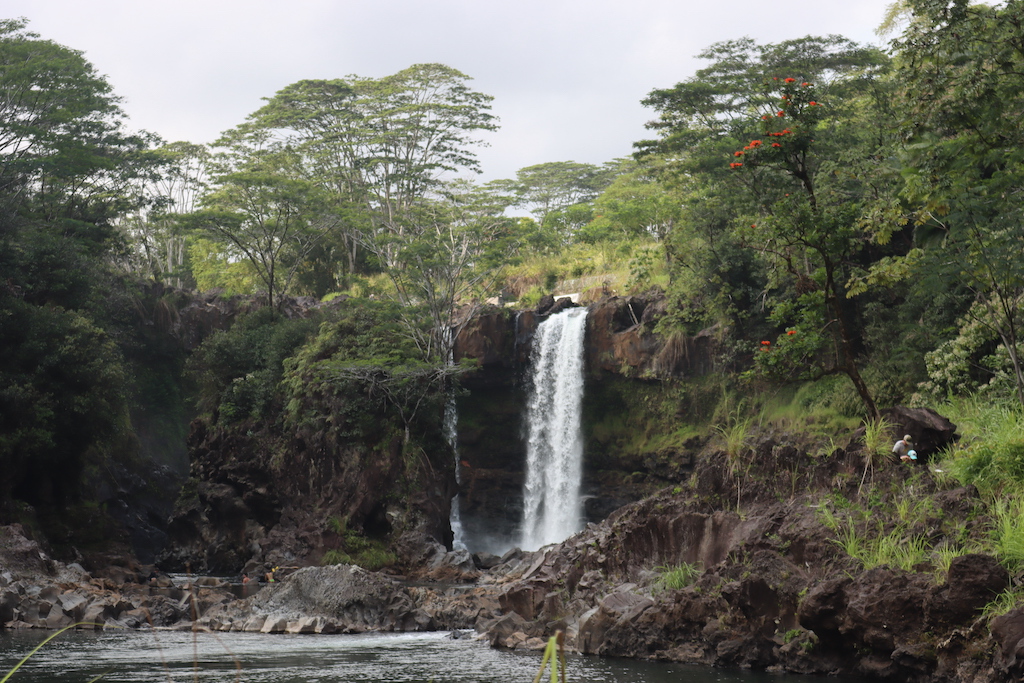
[
  {"left": 187, "top": 307, "right": 318, "bottom": 423},
  {"left": 983, "top": 586, "right": 1024, "bottom": 619},
  {"left": 505, "top": 160, "right": 620, "bottom": 234},
  {"left": 279, "top": 297, "right": 451, "bottom": 459},
  {"left": 896, "top": 0, "right": 1024, "bottom": 407},
  {"left": 654, "top": 562, "right": 702, "bottom": 591},
  {"left": 327, "top": 515, "right": 347, "bottom": 534},
  {"left": 532, "top": 632, "right": 567, "bottom": 683},
  {"left": 715, "top": 412, "right": 753, "bottom": 473},
  {"left": 500, "top": 238, "right": 657, "bottom": 301},
  {"left": 638, "top": 35, "right": 897, "bottom": 417},
  {"left": 834, "top": 523, "right": 929, "bottom": 572},
  {"left": 321, "top": 529, "right": 398, "bottom": 571},
  {"left": 862, "top": 418, "right": 894, "bottom": 469},
  {"left": 0, "top": 19, "right": 159, "bottom": 225},
  {"left": 583, "top": 377, "right": 713, "bottom": 475},
  {"left": 990, "top": 498, "right": 1024, "bottom": 571},
  {"left": 321, "top": 550, "right": 350, "bottom": 565},
  {"left": 0, "top": 298, "right": 129, "bottom": 506},
  {"left": 187, "top": 237, "right": 258, "bottom": 296},
  {"left": 936, "top": 397, "right": 1024, "bottom": 500}
]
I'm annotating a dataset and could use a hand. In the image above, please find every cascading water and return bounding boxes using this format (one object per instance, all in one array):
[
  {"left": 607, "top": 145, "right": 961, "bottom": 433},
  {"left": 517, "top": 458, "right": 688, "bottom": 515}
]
[
  {"left": 520, "top": 306, "right": 588, "bottom": 551},
  {"left": 442, "top": 326, "right": 467, "bottom": 552},
  {"left": 445, "top": 391, "right": 467, "bottom": 552}
]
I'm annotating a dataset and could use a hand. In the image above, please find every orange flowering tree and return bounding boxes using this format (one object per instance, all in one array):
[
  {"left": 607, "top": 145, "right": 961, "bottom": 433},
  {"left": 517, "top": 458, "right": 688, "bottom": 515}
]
[
  {"left": 729, "top": 76, "right": 896, "bottom": 417},
  {"left": 638, "top": 37, "right": 900, "bottom": 416}
]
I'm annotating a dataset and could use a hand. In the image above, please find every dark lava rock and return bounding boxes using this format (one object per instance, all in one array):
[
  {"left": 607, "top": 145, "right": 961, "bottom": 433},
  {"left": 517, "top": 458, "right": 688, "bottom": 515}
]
[{"left": 882, "top": 405, "right": 958, "bottom": 460}]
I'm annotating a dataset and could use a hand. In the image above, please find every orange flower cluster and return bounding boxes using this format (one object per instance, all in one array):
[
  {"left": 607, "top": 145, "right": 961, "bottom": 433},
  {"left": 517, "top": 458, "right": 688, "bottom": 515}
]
[{"left": 729, "top": 162, "right": 743, "bottom": 168}]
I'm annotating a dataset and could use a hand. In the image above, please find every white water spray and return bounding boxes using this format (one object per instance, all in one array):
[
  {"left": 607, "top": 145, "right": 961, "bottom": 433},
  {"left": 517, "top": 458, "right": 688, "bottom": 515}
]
[
  {"left": 443, "top": 327, "right": 467, "bottom": 552},
  {"left": 445, "top": 391, "right": 467, "bottom": 552},
  {"left": 520, "top": 307, "right": 588, "bottom": 551}
]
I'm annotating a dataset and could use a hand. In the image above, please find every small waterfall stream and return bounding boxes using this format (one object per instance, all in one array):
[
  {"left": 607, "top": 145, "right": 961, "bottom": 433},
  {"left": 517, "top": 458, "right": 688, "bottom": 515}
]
[
  {"left": 445, "top": 390, "right": 467, "bottom": 552},
  {"left": 520, "top": 307, "right": 588, "bottom": 551}
]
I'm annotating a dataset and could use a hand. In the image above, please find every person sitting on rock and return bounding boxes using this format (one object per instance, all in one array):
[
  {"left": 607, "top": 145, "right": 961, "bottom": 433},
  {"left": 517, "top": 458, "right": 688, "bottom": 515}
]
[{"left": 893, "top": 435, "right": 913, "bottom": 462}]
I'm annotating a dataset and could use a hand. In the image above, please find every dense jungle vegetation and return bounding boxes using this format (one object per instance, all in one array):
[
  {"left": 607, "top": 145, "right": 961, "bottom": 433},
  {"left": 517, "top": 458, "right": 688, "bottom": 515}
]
[{"left": 4, "top": 0, "right": 1024, "bottom": 565}]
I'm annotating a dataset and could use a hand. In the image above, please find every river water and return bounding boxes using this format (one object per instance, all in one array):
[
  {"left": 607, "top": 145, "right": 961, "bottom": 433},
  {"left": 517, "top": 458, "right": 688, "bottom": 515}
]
[{"left": 0, "top": 628, "right": 869, "bottom": 683}]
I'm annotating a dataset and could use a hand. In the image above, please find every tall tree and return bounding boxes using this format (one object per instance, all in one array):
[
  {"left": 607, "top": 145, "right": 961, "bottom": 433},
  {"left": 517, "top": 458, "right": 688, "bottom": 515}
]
[
  {"left": 192, "top": 132, "right": 334, "bottom": 309},
  {"left": 242, "top": 64, "right": 498, "bottom": 275},
  {"left": 895, "top": 0, "right": 1024, "bottom": 406},
  {"left": 0, "top": 19, "right": 158, "bottom": 233},
  {"left": 0, "top": 20, "right": 157, "bottom": 511},
  {"left": 361, "top": 179, "right": 518, "bottom": 361},
  {"left": 638, "top": 36, "right": 895, "bottom": 417},
  {"left": 119, "top": 141, "right": 210, "bottom": 287}
]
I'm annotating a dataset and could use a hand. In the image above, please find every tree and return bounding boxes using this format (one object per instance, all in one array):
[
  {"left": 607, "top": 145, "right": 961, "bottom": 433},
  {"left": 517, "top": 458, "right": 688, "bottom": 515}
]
[
  {"left": 579, "top": 161, "right": 682, "bottom": 243},
  {"left": 361, "top": 179, "right": 518, "bottom": 362},
  {"left": 895, "top": 0, "right": 1024, "bottom": 406},
  {"left": 0, "top": 19, "right": 155, "bottom": 512},
  {"left": 638, "top": 37, "right": 895, "bottom": 417},
  {"left": 192, "top": 132, "right": 335, "bottom": 309},
  {"left": 511, "top": 161, "right": 605, "bottom": 223},
  {"left": 0, "top": 19, "right": 159, "bottom": 234},
  {"left": 118, "top": 141, "right": 210, "bottom": 287},
  {"left": 242, "top": 64, "right": 498, "bottom": 275}
]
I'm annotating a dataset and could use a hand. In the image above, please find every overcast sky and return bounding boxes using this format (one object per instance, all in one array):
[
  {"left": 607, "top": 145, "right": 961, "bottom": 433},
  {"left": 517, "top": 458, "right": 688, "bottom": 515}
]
[{"left": 7, "top": 1, "right": 895, "bottom": 182}]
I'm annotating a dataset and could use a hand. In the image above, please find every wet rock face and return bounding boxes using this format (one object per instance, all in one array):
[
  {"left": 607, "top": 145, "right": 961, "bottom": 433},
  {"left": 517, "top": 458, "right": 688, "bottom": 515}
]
[
  {"left": 584, "top": 293, "right": 718, "bottom": 379},
  {"left": 450, "top": 293, "right": 716, "bottom": 553},
  {"left": 458, "top": 431, "right": 1009, "bottom": 681},
  {"left": 992, "top": 608, "right": 1024, "bottom": 680},
  {"left": 926, "top": 554, "right": 1007, "bottom": 629},
  {"left": 453, "top": 291, "right": 720, "bottom": 386}
]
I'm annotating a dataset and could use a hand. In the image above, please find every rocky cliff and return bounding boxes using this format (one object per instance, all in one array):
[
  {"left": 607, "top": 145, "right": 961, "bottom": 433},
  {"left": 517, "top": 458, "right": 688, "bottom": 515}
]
[
  {"left": 8, "top": 405, "right": 1024, "bottom": 682},
  {"left": 451, "top": 290, "right": 721, "bottom": 553}
]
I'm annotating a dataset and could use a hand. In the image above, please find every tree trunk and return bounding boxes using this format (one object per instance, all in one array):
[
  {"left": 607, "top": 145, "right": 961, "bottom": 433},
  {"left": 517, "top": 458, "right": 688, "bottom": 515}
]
[{"left": 825, "top": 259, "right": 878, "bottom": 419}]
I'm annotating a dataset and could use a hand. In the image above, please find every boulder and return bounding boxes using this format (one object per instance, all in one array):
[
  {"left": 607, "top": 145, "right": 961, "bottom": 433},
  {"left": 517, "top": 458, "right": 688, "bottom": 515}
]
[
  {"left": 243, "top": 565, "right": 426, "bottom": 632},
  {"left": 992, "top": 607, "right": 1024, "bottom": 680},
  {"left": 577, "top": 590, "right": 654, "bottom": 655},
  {"left": 926, "top": 554, "right": 1007, "bottom": 629},
  {"left": 882, "top": 406, "right": 957, "bottom": 460}
]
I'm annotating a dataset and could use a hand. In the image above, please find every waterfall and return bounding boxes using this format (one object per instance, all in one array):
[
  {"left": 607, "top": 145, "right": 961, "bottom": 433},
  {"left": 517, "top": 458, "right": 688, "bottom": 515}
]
[
  {"left": 520, "top": 307, "right": 588, "bottom": 551},
  {"left": 445, "top": 391, "right": 467, "bottom": 552},
  {"left": 444, "top": 327, "right": 467, "bottom": 552}
]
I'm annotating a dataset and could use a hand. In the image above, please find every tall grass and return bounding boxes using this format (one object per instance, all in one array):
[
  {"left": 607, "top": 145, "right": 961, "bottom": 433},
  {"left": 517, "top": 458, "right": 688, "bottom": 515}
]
[
  {"left": 654, "top": 562, "right": 702, "bottom": 591},
  {"left": 501, "top": 240, "right": 661, "bottom": 300},
  {"left": 716, "top": 415, "right": 753, "bottom": 471},
  {"left": 859, "top": 417, "right": 894, "bottom": 491},
  {"left": 935, "top": 396, "right": 1024, "bottom": 499},
  {"left": 991, "top": 498, "right": 1024, "bottom": 570},
  {"left": 532, "top": 631, "right": 567, "bottom": 683},
  {"left": 834, "top": 524, "right": 929, "bottom": 572},
  {"left": 1, "top": 623, "right": 106, "bottom": 683}
]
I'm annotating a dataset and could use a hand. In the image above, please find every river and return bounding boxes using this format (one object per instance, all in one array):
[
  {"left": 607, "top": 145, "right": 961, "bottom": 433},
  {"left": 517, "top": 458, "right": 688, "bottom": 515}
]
[{"left": 0, "top": 628, "right": 869, "bottom": 683}]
